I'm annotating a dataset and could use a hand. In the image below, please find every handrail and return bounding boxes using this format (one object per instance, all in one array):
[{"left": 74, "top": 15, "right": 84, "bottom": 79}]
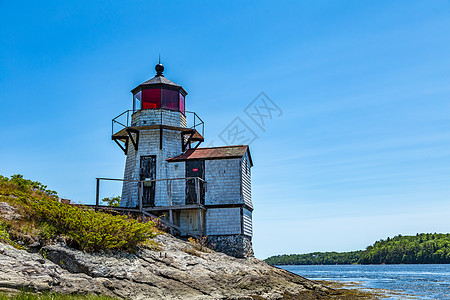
[
  {"left": 96, "top": 176, "right": 206, "bottom": 183},
  {"left": 95, "top": 176, "right": 207, "bottom": 209},
  {"left": 111, "top": 109, "right": 204, "bottom": 136},
  {"left": 95, "top": 176, "right": 206, "bottom": 237},
  {"left": 112, "top": 110, "right": 134, "bottom": 135},
  {"left": 185, "top": 110, "right": 204, "bottom": 136}
]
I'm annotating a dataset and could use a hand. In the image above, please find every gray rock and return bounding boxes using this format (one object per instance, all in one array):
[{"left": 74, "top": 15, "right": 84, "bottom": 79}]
[
  {"left": 0, "top": 202, "right": 21, "bottom": 221},
  {"left": 0, "top": 235, "right": 332, "bottom": 299}
]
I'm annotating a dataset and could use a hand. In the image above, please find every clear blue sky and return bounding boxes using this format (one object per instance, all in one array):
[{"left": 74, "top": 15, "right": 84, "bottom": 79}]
[{"left": 1, "top": 1, "right": 450, "bottom": 259}]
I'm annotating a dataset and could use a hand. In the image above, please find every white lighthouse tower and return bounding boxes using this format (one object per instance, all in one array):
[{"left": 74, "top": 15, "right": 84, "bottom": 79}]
[
  {"left": 110, "top": 63, "right": 254, "bottom": 258},
  {"left": 113, "top": 63, "right": 203, "bottom": 211}
]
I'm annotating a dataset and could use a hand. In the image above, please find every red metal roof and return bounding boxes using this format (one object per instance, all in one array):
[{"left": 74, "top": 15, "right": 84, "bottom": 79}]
[{"left": 167, "top": 145, "right": 253, "bottom": 166}]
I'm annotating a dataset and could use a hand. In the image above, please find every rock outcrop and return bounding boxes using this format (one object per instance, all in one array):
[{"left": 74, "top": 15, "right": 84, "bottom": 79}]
[
  {"left": 0, "top": 233, "right": 336, "bottom": 299},
  {"left": 0, "top": 201, "right": 20, "bottom": 221},
  {"left": 0, "top": 201, "right": 354, "bottom": 299}
]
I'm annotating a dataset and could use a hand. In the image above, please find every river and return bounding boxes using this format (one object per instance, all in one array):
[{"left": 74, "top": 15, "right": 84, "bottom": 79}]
[{"left": 279, "top": 264, "right": 450, "bottom": 299}]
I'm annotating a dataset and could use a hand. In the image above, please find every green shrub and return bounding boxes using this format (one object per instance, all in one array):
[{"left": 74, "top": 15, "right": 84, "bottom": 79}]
[
  {"left": 0, "top": 174, "right": 57, "bottom": 198},
  {"left": 0, "top": 220, "right": 12, "bottom": 244},
  {"left": 0, "top": 174, "right": 159, "bottom": 252},
  {"left": 0, "top": 219, "right": 24, "bottom": 249},
  {"left": 38, "top": 222, "right": 59, "bottom": 241}
]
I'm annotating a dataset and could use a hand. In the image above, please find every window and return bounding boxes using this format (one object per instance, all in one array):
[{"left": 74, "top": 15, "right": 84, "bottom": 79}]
[
  {"left": 133, "top": 91, "right": 142, "bottom": 111},
  {"left": 142, "top": 89, "right": 161, "bottom": 109},
  {"left": 161, "top": 89, "right": 179, "bottom": 110},
  {"left": 137, "top": 88, "right": 183, "bottom": 112},
  {"left": 179, "top": 94, "right": 185, "bottom": 114}
]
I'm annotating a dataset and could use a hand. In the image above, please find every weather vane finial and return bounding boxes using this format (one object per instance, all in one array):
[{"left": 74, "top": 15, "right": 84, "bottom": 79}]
[{"left": 155, "top": 55, "right": 164, "bottom": 77}]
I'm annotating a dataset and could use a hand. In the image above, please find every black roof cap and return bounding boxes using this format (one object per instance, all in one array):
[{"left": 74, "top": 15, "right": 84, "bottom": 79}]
[
  {"left": 155, "top": 63, "right": 164, "bottom": 76},
  {"left": 131, "top": 63, "right": 187, "bottom": 96}
]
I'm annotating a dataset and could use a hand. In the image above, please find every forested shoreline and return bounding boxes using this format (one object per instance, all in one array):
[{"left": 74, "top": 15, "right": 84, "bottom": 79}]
[{"left": 265, "top": 233, "right": 450, "bottom": 265}]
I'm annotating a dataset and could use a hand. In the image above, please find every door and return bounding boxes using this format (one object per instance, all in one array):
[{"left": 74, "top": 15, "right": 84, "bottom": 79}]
[
  {"left": 185, "top": 160, "right": 205, "bottom": 204},
  {"left": 140, "top": 155, "right": 156, "bottom": 206},
  {"left": 185, "top": 210, "right": 198, "bottom": 233},
  {"left": 185, "top": 209, "right": 204, "bottom": 235}
]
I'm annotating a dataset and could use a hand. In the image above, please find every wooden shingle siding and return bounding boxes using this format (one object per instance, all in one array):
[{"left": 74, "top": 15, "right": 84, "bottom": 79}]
[
  {"left": 241, "top": 153, "right": 252, "bottom": 209},
  {"left": 204, "top": 158, "right": 242, "bottom": 205},
  {"left": 206, "top": 208, "right": 241, "bottom": 235},
  {"left": 242, "top": 208, "right": 252, "bottom": 236},
  {"left": 120, "top": 110, "right": 186, "bottom": 208}
]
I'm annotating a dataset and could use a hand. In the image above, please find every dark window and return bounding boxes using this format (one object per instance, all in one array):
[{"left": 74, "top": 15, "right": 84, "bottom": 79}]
[
  {"left": 161, "top": 89, "right": 179, "bottom": 110},
  {"left": 142, "top": 89, "right": 161, "bottom": 109},
  {"left": 140, "top": 155, "right": 156, "bottom": 207}
]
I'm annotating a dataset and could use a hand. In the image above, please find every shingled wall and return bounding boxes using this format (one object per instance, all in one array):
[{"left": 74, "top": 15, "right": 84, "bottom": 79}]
[{"left": 120, "top": 110, "right": 186, "bottom": 208}]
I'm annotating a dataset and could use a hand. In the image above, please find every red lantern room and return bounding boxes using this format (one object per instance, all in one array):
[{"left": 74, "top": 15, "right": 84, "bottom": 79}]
[
  {"left": 111, "top": 62, "right": 204, "bottom": 156},
  {"left": 131, "top": 63, "right": 187, "bottom": 114}
]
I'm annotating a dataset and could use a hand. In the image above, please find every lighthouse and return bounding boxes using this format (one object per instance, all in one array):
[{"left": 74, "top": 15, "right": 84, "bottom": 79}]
[{"left": 111, "top": 63, "right": 254, "bottom": 258}]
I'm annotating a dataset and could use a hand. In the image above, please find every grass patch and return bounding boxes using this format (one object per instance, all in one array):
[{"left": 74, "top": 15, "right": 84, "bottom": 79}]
[
  {"left": 188, "top": 236, "right": 212, "bottom": 253},
  {"left": 316, "top": 280, "right": 391, "bottom": 299},
  {"left": 0, "top": 291, "right": 119, "bottom": 300},
  {"left": 0, "top": 174, "right": 159, "bottom": 252},
  {"left": 181, "top": 246, "right": 202, "bottom": 257}
]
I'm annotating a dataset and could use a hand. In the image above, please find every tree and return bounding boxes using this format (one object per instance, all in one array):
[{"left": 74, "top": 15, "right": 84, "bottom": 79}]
[{"left": 102, "top": 195, "right": 121, "bottom": 207}]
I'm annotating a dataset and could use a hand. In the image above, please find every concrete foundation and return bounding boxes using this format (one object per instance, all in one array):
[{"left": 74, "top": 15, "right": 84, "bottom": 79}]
[{"left": 207, "top": 235, "right": 254, "bottom": 258}]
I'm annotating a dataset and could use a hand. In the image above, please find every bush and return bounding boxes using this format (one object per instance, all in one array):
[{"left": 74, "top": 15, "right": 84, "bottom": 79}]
[
  {"left": 0, "top": 220, "right": 13, "bottom": 245},
  {"left": 0, "top": 174, "right": 159, "bottom": 252},
  {"left": 0, "top": 174, "right": 57, "bottom": 198}
]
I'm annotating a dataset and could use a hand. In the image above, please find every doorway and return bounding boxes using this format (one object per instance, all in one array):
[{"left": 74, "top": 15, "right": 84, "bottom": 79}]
[
  {"left": 140, "top": 155, "right": 156, "bottom": 206},
  {"left": 185, "top": 160, "right": 205, "bottom": 205}
]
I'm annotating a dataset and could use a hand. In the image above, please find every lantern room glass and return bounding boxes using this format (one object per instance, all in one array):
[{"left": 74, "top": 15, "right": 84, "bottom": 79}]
[
  {"left": 133, "top": 91, "right": 142, "bottom": 111},
  {"left": 161, "top": 89, "right": 179, "bottom": 110},
  {"left": 134, "top": 88, "right": 185, "bottom": 114},
  {"left": 179, "top": 94, "right": 185, "bottom": 114},
  {"left": 142, "top": 89, "right": 161, "bottom": 109}
]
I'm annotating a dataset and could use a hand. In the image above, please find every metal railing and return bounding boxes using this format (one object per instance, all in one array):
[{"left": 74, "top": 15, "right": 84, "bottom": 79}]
[
  {"left": 95, "top": 176, "right": 206, "bottom": 212},
  {"left": 95, "top": 176, "right": 207, "bottom": 237},
  {"left": 111, "top": 110, "right": 132, "bottom": 135},
  {"left": 185, "top": 110, "right": 205, "bottom": 136},
  {"left": 111, "top": 109, "right": 204, "bottom": 136}
]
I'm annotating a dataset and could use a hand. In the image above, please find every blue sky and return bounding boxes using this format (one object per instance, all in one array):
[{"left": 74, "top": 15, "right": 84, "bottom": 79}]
[{"left": 1, "top": 1, "right": 450, "bottom": 259}]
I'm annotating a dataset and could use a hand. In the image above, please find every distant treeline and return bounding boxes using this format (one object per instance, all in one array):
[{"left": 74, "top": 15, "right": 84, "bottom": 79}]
[
  {"left": 265, "top": 233, "right": 450, "bottom": 265},
  {"left": 265, "top": 251, "right": 362, "bottom": 265}
]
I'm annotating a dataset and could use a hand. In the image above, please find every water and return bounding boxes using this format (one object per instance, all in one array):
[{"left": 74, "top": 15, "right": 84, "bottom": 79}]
[{"left": 279, "top": 264, "right": 450, "bottom": 299}]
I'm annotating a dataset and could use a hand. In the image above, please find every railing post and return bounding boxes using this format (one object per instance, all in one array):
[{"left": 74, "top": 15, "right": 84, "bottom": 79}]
[
  {"left": 95, "top": 178, "right": 100, "bottom": 210},
  {"left": 139, "top": 181, "right": 143, "bottom": 212},
  {"left": 168, "top": 179, "right": 173, "bottom": 207},
  {"left": 198, "top": 208, "right": 203, "bottom": 237},
  {"left": 195, "top": 177, "right": 200, "bottom": 205},
  {"left": 169, "top": 179, "right": 174, "bottom": 234}
]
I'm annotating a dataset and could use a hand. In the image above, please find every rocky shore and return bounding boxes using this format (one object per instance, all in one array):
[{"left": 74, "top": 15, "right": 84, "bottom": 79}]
[
  {"left": 0, "top": 199, "right": 380, "bottom": 299},
  {"left": 0, "top": 233, "right": 339, "bottom": 300}
]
